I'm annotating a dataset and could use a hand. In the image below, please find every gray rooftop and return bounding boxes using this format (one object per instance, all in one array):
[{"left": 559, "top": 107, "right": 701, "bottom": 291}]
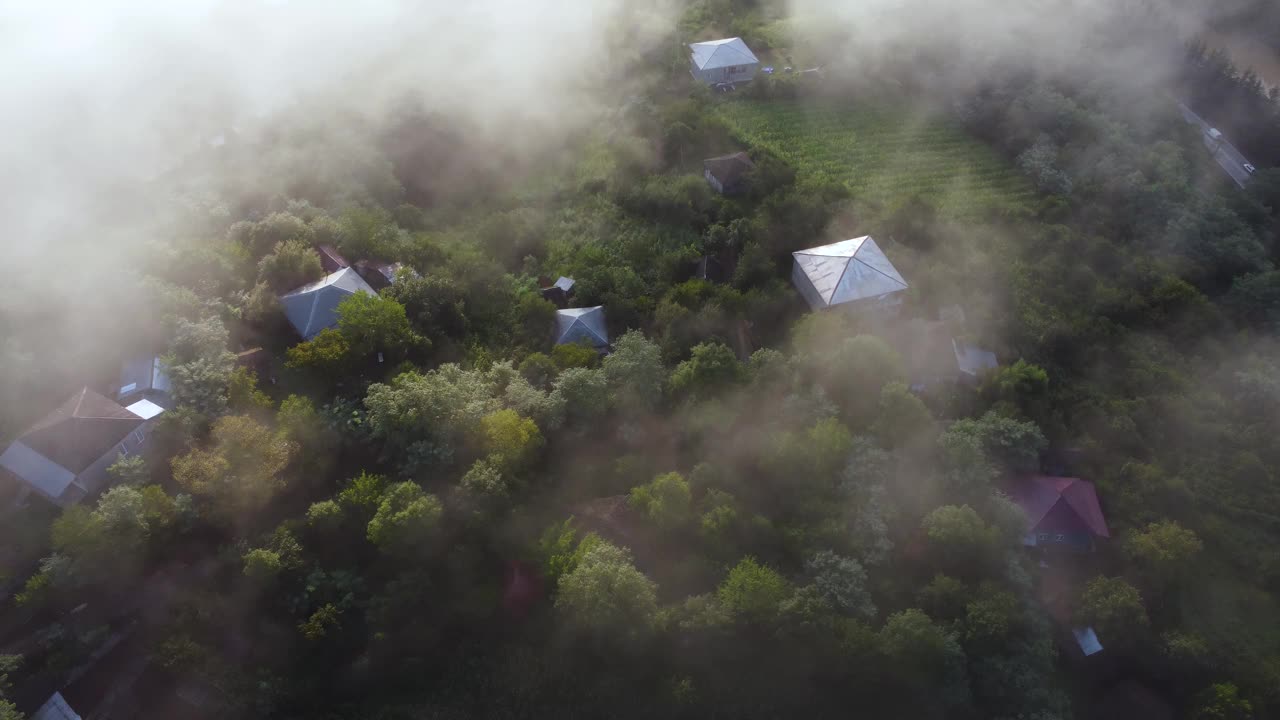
[
  {"left": 555, "top": 306, "right": 608, "bottom": 348},
  {"left": 689, "top": 37, "right": 759, "bottom": 70},
  {"left": 793, "top": 236, "right": 908, "bottom": 308},
  {"left": 280, "top": 267, "right": 375, "bottom": 340}
]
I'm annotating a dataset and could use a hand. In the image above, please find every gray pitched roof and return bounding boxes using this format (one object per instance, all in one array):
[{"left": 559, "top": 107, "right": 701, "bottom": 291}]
[
  {"left": 280, "top": 268, "right": 375, "bottom": 340},
  {"left": 31, "top": 692, "right": 80, "bottom": 720},
  {"left": 689, "top": 37, "right": 759, "bottom": 70},
  {"left": 793, "top": 236, "right": 908, "bottom": 308},
  {"left": 555, "top": 306, "right": 608, "bottom": 348}
]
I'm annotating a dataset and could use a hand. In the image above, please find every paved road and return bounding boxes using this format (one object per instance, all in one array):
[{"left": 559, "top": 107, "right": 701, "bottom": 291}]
[{"left": 1177, "top": 101, "right": 1254, "bottom": 188}]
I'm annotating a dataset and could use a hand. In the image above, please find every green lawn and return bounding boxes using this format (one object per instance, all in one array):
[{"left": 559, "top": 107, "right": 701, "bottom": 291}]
[{"left": 718, "top": 98, "right": 1035, "bottom": 218}]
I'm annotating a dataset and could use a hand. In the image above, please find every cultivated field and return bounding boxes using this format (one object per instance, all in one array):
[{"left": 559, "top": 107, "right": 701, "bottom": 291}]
[{"left": 718, "top": 99, "right": 1034, "bottom": 218}]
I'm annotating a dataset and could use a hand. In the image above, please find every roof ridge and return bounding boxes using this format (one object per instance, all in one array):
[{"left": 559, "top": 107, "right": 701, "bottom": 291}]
[{"left": 851, "top": 256, "right": 908, "bottom": 289}]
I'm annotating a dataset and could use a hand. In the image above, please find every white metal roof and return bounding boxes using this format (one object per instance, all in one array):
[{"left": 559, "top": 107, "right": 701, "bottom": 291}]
[
  {"left": 280, "top": 268, "right": 375, "bottom": 340},
  {"left": 793, "top": 236, "right": 908, "bottom": 307},
  {"left": 555, "top": 306, "right": 608, "bottom": 347},
  {"left": 125, "top": 399, "right": 165, "bottom": 420},
  {"left": 689, "top": 37, "right": 759, "bottom": 70}
]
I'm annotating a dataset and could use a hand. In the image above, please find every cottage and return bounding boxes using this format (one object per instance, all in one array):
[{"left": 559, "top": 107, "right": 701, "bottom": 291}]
[
  {"left": 703, "top": 152, "right": 755, "bottom": 195},
  {"left": 118, "top": 355, "right": 171, "bottom": 406},
  {"left": 539, "top": 276, "right": 576, "bottom": 308},
  {"left": 689, "top": 37, "right": 760, "bottom": 85},
  {"left": 554, "top": 306, "right": 608, "bottom": 349},
  {"left": 0, "top": 388, "right": 162, "bottom": 508},
  {"left": 1012, "top": 475, "right": 1110, "bottom": 550},
  {"left": 791, "top": 236, "right": 909, "bottom": 311},
  {"left": 279, "top": 267, "right": 375, "bottom": 340}
]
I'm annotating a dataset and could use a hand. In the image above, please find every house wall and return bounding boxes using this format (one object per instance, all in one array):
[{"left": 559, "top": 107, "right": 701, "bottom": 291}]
[
  {"left": 791, "top": 261, "right": 827, "bottom": 310},
  {"left": 704, "top": 168, "right": 725, "bottom": 194},
  {"left": 692, "top": 62, "right": 758, "bottom": 85}
]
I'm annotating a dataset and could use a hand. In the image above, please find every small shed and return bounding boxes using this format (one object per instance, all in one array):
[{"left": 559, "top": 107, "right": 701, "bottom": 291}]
[
  {"left": 689, "top": 37, "right": 760, "bottom": 85},
  {"left": 279, "top": 268, "right": 375, "bottom": 340},
  {"left": 118, "top": 356, "right": 171, "bottom": 405},
  {"left": 792, "top": 236, "right": 909, "bottom": 311},
  {"left": 316, "top": 244, "right": 350, "bottom": 274},
  {"left": 1012, "top": 475, "right": 1110, "bottom": 550},
  {"left": 703, "top": 152, "right": 755, "bottom": 195},
  {"left": 554, "top": 306, "right": 608, "bottom": 349},
  {"left": 540, "top": 276, "right": 576, "bottom": 308}
]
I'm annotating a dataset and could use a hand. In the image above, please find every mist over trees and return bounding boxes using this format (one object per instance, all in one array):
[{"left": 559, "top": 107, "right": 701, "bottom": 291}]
[{"left": 0, "top": 0, "right": 1277, "bottom": 718}]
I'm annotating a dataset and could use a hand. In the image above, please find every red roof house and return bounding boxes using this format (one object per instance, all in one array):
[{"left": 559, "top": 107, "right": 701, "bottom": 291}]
[{"left": 1011, "top": 476, "right": 1109, "bottom": 549}]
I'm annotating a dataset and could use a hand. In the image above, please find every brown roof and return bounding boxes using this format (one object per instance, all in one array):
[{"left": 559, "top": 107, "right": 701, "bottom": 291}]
[
  {"left": 316, "top": 244, "right": 350, "bottom": 273},
  {"left": 703, "top": 152, "right": 755, "bottom": 189},
  {"left": 20, "top": 388, "right": 143, "bottom": 473}
]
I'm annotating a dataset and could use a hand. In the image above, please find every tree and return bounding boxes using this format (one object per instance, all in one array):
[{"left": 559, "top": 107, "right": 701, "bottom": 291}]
[
  {"left": 367, "top": 482, "right": 443, "bottom": 554},
  {"left": 337, "top": 471, "right": 388, "bottom": 512},
  {"left": 941, "top": 412, "right": 1046, "bottom": 474},
  {"left": 245, "top": 212, "right": 313, "bottom": 258},
  {"left": 171, "top": 415, "right": 297, "bottom": 520},
  {"left": 461, "top": 457, "right": 510, "bottom": 512},
  {"left": 871, "top": 382, "right": 934, "bottom": 447},
  {"left": 1191, "top": 683, "right": 1253, "bottom": 720},
  {"left": 257, "top": 239, "right": 323, "bottom": 292},
  {"left": 878, "top": 609, "right": 970, "bottom": 708},
  {"left": 306, "top": 500, "right": 344, "bottom": 532},
  {"left": 1075, "top": 576, "right": 1149, "bottom": 649},
  {"left": 983, "top": 359, "right": 1050, "bottom": 421},
  {"left": 807, "top": 550, "right": 876, "bottom": 620},
  {"left": 1125, "top": 520, "right": 1202, "bottom": 590},
  {"left": 717, "top": 557, "right": 791, "bottom": 625},
  {"left": 285, "top": 328, "right": 351, "bottom": 375},
  {"left": 479, "top": 409, "right": 544, "bottom": 471},
  {"left": 0, "top": 654, "right": 20, "bottom": 698},
  {"left": 107, "top": 454, "right": 149, "bottom": 486},
  {"left": 277, "top": 395, "right": 323, "bottom": 444},
  {"left": 243, "top": 548, "right": 285, "bottom": 584},
  {"left": 336, "top": 291, "right": 424, "bottom": 360},
  {"left": 604, "top": 330, "right": 666, "bottom": 414},
  {"left": 555, "top": 540, "right": 657, "bottom": 639},
  {"left": 629, "top": 472, "right": 693, "bottom": 531},
  {"left": 669, "top": 342, "right": 744, "bottom": 399},
  {"left": 921, "top": 505, "right": 1000, "bottom": 577},
  {"left": 815, "top": 335, "right": 904, "bottom": 426},
  {"left": 164, "top": 317, "right": 235, "bottom": 416},
  {"left": 515, "top": 293, "right": 559, "bottom": 350},
  {"left": 552, "top": 367, "right": 610, "bottom": 426},
  {"left": 518, "top": 353, "right": 558, "bottom": 389},
  {"left": 228, "top": 367, "right": 273, "bottom": 414},
  {"left": 551, "top": 341, "right": 600, "bottom": 370}
]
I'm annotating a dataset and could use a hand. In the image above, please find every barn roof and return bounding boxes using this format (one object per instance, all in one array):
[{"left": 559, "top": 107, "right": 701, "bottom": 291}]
[
  {"left": 689, "top": 37, "right": 759, "bottom": 70},
  {"left": 793, "top": 236, "right": 908, "bottom": 308},
  {"left": 555, "top": 306, "right": 608, "bottom": 348},
  {"left": 704, "top": 152, "right": 755, "bottom": 188},
  {"left": 280, "top": 267, "right": 374, "bottom": 340},
  {"left": 1013, "top": 476, "right": 1110, "bottom": 538}
]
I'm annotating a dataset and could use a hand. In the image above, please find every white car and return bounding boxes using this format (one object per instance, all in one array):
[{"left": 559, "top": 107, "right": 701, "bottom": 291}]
[{"left": 1243, "top": 163, "right": 1256, "bottom": 174}]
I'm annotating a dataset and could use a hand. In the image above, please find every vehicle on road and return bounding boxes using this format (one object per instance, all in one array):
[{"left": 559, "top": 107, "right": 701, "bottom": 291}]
[{"left": 1244, "top": 163, "right": 1256, "bottom": 174}]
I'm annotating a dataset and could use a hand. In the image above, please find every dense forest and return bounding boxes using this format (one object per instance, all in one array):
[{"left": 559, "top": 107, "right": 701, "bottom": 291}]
[{"left": 1, "top": 0, "right": 1279, "bottom": 718}]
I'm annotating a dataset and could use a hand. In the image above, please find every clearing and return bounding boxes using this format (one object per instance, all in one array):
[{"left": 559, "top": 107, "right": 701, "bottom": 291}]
[{"left": 718, "top": 98, "right": 1034, "bottom": 218}]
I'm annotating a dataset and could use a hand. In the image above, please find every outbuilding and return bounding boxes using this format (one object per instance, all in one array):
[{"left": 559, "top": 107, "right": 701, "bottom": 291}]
[
  {"left": 689, "top": 37, "right": 759, "bottom": 85},
  {"left": 703, "top": 152, "right": 755, "bottom": 195},
  {"left": 792, "top": 236, "right": 909, "bottom": 311}
]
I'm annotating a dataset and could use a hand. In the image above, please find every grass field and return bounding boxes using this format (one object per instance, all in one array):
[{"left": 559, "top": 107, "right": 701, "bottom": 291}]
[{"left": 718, "top": 98, "right": 1035, "bottom": 218}]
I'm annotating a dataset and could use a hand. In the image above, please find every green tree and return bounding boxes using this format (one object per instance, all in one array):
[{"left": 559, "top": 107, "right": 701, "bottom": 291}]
[
  {"left": 228, "top": 367, "right": 274, "bottom": 414},
  {"left": 164, "top": 316, "right": 235, "bottom": 416},
  {"left": 718, "top": 557, "right": 791, "bottom": 624},
  {"left": 286, "top": 328, "right": 351, "bottom": 374},
  {"left": 555, "top": 541, "right": 657, "bottom": 639},
  {"left": 921, "top": 505, "right": 1000, "bottom": 577},
  {"left": 879, "top": 609, "right": 970, "bottom": 707},
  {"left": 552, "top": 367, "right": 610, "bottom": 426},
  {"left": 942, "top": 411, "right": 1046, "bottom": 474},
  {"left": 604, "top": 330, "right": 666, "bottom": 414},
  {"left": 552, "top": 341, "right": 600, "bottom": 370},
  {"left": 367, "top": 482, "right": 443, "bottom": 554},
  {"left": 171, "top": 415, "right": 297, "bottom": 521},
  {"left": 807, "top": 550, "right": 876, "bottom": 620},
  {"left": 461, "top": 457, "right": 510, "bottom": 512},
  {"left": 243, "top": 548, "right": 284, "bottom": 584},
  {"left": 245, "top": 212, "right": 313, "bottom": 258},
  {"left": 983, "top": 359, "right": 1050, "bottom": 421},
  {"left": 1125, "top": 520, "right": 1203, "bottom": 590},
  {"left": 1191, "top": 683, "right": 1253, "bottom": 720},
  {"left": 871, "top": 381, "right": 934, "bottom": 447},
  {"left": 518, "top": 352, "right": 558, "bottom": 388},
  {"left": 629, "top": 472, "right": 693, "bottom": 531},
  {"left": 816, "top": 335, "right": 904, "bottom": 427},
  {"left": 335, "top": 291, "right": 424, "bottom": 360},
  {"left": 306, "top": 500, "right": 344, "bottom": 532},
  {"left": 515, "top": 293, "right": 559, "bottom": 350},
  {"left": 337, "top": 471, "right": 388, "bottom": 512},
  {"left": 1075, "top": 576, "right": 1149, "bottom": 649},
  {"left": 479, "top": 409, "right": 544, "bottom": 471},
  {"left": 107, "top": 454, "right": 149, "bottom": 486},
  {"left": 669, "top": 341, "right": 744, "bottom": 399},
  {"left": 257, "top": 238, "right": 323, "bottom": 292}
]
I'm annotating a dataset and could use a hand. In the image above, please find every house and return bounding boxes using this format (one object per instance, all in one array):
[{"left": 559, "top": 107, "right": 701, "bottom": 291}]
[
  {"left": 1012, "top": 475, "right": 1110, "bottom": 550},
  {"left": 791, "top": 236, "right": 909, "bottom": 311},
  {"left": 952, "top": 339, "right": 998, "bottom": 382},
  {"left": 703, "top": 152, "right": 755, "bottom": 195},
  {"left": 0, "top": 388, "right": 162, "bottom": 508},
  {"left": 539, "top": 276, "right": 576, "bottom": 308},
  {"left": 279, "top": 267, "right": 375, "bottom": 340},
  {"left": 689, "top": 37, "right": 760, "bottom": 85},
  {"left": 355, "top": 259, "right": 410, "bottom": 291},
  {"left": 118, "top": 355, "right": 171, "bottom": 406},
  {"left": 316, "top": 244, "right": 349, "bottom": 274},
  {"left": 554, "top": 306, "right": 608, "bottom": 349}
]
